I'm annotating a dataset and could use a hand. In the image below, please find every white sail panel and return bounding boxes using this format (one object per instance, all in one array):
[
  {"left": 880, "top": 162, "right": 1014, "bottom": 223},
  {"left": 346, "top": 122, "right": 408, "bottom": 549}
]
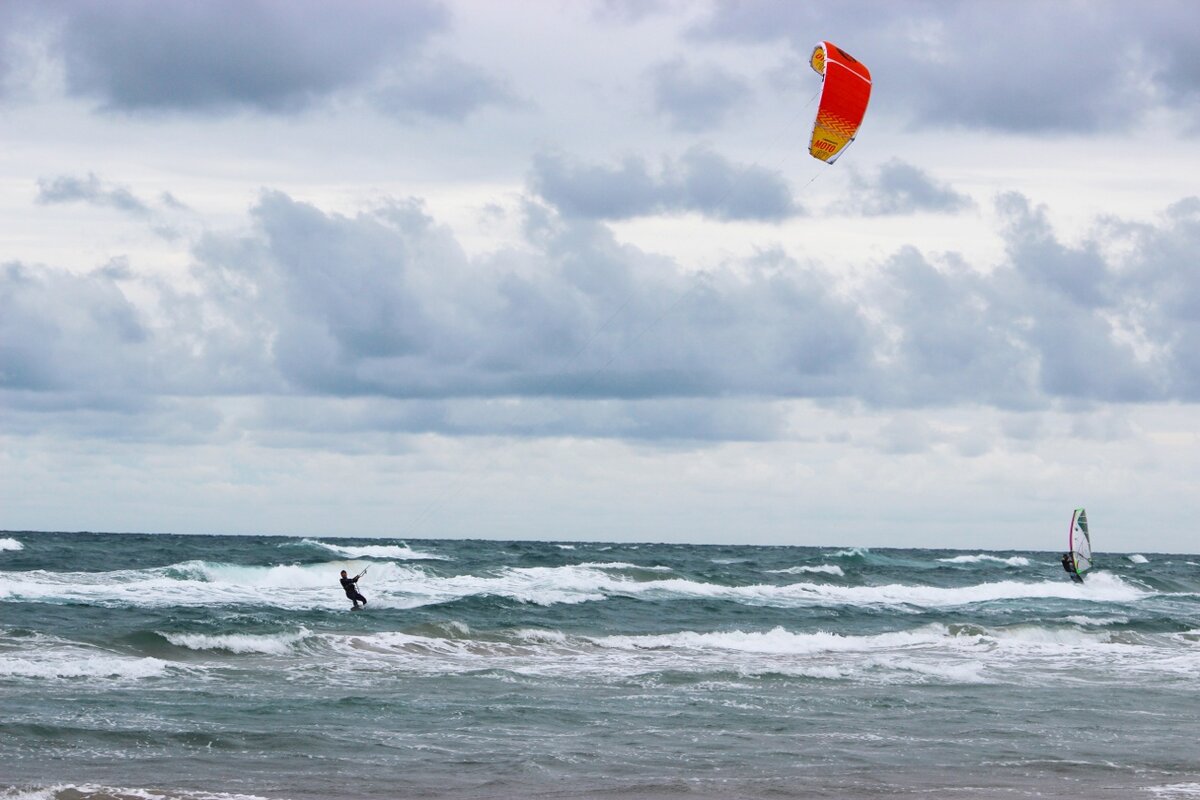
[{"left": 1070, "top": 508, "right": 1092, "bottom": 574}]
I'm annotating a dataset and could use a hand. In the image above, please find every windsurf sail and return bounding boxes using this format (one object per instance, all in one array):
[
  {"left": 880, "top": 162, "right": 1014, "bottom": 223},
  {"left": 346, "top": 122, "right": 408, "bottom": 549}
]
[{"left": 1067, "top": 508, "right": 1092, "bottom": 577}]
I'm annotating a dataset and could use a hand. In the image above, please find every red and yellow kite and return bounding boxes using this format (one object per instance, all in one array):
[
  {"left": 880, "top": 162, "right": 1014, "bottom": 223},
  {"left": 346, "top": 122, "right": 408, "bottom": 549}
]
[{"left": 808, "top": 42, "right": 872, "bottom": 164}]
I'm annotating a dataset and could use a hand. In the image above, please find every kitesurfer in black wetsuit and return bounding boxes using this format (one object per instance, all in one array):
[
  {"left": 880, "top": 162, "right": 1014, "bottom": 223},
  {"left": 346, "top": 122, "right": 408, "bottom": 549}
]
[
  {"left": 1061, "top": 553, "right": 1083, "bottom": 583},
  {"left": 340, "top": 569, "right": 368, "bottom": 608}
]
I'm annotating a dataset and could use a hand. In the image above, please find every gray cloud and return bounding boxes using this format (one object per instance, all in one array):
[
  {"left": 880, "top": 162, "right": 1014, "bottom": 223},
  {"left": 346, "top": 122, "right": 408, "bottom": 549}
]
[
  {"left": 841, "top": 160, "right": 973, "bottom": 216},
  {"left": 694, "top": 0, "right": 1200, "bottom": 133},
  {"left": 0, "top": 261, "right": 149, "bottom": 396},
  {"left": 529, "top": 147, "right": 799, "bottom": 221},
  {"left": 592, "top": 0, "right": 671, "bottom": 24},
  {"left": 374, "top": 56, "right": 520, "bottom": 123},
  {"left": 36, "top": 173, "right": 150, "bottom": 215},
  {"left": 649, "top": 58, "right": 751, "bottom": 132},
  {"left": 54, "top": 0, "right": 447, "bottom": 113},
  {"left": 236, "top": 191, "right": 860, "bottom": 404},
  {"left": 9, "top": 183, "right": 1200, "bottom": 444}
]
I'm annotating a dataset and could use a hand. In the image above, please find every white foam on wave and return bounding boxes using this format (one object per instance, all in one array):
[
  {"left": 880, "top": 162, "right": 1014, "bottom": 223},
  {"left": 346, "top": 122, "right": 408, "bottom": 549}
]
[
  {"left": 827, "top": 547, "right": 869, "bottom": 558},
  {"left": 594, "top": 626, "right": 947, "bottom": 655},
  {"left": 766, "top": 565, "right": 845, "bottom": 576},
  {"left": 938, "top": 554, "right": 1030, "bottom": 567},
  {"left": 0, "top": 559, "right": 429, "bottom": 611},
  {"left": 0, "top": 559, "right": 1150, "bottom": 612},
  {"left": 298, "top": 539, "right": 447, "bottom": 560},
  {"left": 1148, "top": 783, "right": 1200, "bottom": 798},
  {"left": 578, "top": 561, "right": 673, "bottom": 572},
  {"left": 0, "top": 537, "right": 24, "bottom": 551},
  {"left": 164, "top": 628, "right": 313, "bottom": 655},
  {"left": 0, "top": 785, "right": 274, "bottom": 800},
  {"left": 1066, "top": 614, "right": 1128, "bottom": 627},
  {"left": 332, "top": 616, "right": 1200, "bottom": 686},
  {"left": 555, "top": 544, "right": 576, "bottom": 550},
  {"left": 1127, "top": 554, "right": 1149, "bottom": 564},
  {"left": 318, "top": 625, "right": 970, "bottom": 683},
  {"left": 0, "top": 646, "right": 172, "bottom": 680}
]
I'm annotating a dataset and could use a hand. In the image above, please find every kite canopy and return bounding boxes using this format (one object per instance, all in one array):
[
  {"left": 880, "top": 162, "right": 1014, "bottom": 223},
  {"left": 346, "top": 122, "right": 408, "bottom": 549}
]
[{"left": 808, "top": 41, "right": 872, "bottom": 164}]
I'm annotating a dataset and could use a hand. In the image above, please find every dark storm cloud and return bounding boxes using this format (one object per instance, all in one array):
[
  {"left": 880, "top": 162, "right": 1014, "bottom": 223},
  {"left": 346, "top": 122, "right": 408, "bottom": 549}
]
[
  {"left": 36, "top": 173, "right": 150, "bottom": 215},
  {"left": 649, "top": 58, "right": 751, "bottom": 132},
  {"left": 53, "top": 0, "right": 447, "bottom": 113},
  {"left": 841, "top": 160, "right": 973, "bottom": 216},
  {"left": 374, "top": 56, "right": 520, "bottom": 123},
  {"left": 694, "top": 0, "right": 1200, "bottom": 133},
  {"left": 529, "top": 147, "right": 799, "bottom": 221}
]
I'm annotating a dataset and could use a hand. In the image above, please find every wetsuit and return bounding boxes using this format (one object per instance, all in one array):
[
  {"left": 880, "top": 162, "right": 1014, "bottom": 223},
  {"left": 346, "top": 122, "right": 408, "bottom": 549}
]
[
  {"left": 1061, "top": 553, "right": 1083, "bottom": 583},
  {"left": 341, "top": 575, "right": 367, "bottom": 607}
]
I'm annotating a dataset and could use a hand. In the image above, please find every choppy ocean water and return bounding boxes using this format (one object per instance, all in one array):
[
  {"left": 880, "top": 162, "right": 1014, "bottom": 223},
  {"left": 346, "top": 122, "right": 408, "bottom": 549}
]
[{"left": 1, "top": 531, "right": 1198, "bottom": 800}]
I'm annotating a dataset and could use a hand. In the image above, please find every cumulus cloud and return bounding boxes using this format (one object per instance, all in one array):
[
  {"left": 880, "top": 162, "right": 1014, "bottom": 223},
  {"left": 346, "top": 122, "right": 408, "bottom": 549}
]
[
  {"left": 841, "top": 160, "right": 973, "bottom": 216},
  {"left": 0, "top": 261, "right": 149, "bottom": 396},
  {"left": 649, "top": 58, "right": 751, "bottom": 132},
  {"left": 7, "top": 184, "right": 1200, "bottom": 444},
  {"left": 52, "top": 0, "right": 447, "bottom": 113},
  {"left": 529, "top": 147, "right": 799, "bottom": 221},
  {"left": 694, "top": 0, "right": 1200, "bottom": 133}
]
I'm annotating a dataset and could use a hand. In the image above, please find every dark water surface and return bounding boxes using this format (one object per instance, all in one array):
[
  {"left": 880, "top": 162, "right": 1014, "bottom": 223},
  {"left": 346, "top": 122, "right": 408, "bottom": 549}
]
[{"left": 2, "top": 532, "right": 1198, "bottom": 799}]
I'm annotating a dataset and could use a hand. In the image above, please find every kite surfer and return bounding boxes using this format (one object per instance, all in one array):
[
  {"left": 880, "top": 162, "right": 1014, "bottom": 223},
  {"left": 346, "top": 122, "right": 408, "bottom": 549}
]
[
  {"left": 1060, "top": 553, "right": 1083, "bottom": 583},
  {"left": 340, "top": 567, "right": 368, "bottom": 609}
]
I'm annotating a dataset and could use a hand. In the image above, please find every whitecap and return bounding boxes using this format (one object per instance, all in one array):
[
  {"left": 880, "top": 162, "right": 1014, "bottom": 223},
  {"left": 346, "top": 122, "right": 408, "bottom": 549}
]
[
  {"left": 0, "top": 651, "right": 171, "bottom": 680},
  {"left": 297, "top": 539, "right": 448, "bottom": 560},
  {"left": 164, "top": 628, "right": 312, "bottom": 655},
  {"left": 827, "top": 547, "right": 869, "bottom": 558},
  {"left": 1, "top": 786, "right": 274, "bottom": 800},
  {"left": 578, "top": 561, "right": 673, "bottom": 572},
  {"left": 938, "top": 554, "right": 1030, "bottom": 567},
  {"left": 0, "top": 537, "right": 23, "bottom": 552},
  {"left": 1147, "top": 783, "right": 1200, "bottom": 798},
  {"left": 1127, "top": 554, "right": 1149, "bottom": 564},
  {"left": 766, "top": 565, "right": 845, "bottom": 576}
]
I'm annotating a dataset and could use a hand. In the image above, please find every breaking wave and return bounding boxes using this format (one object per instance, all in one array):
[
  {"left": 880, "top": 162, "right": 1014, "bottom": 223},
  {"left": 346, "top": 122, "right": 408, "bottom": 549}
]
[
  {"left": 0, "top": 560, "right": 1150, "bottom": 611},
  {"left": 163, "top": 629, "right": 314, "bottom": 655},
  {"left": 938, "top": 554, "right": 1031, "bottom": 567},
  {"left": 766, "top": 565, "right": 845, "bottom": 576},
  {"left": 0, "top": 537, "right": 23, "bottom": 552},
  {"left": 295, "top": 539, "right": 447, "bottom": 560}
]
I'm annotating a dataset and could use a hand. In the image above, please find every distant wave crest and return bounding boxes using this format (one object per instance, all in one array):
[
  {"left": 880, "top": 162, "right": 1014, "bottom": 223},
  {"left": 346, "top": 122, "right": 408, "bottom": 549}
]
[
  {"left": 0, "top": 537, "right": 23, "bottom": 552},
  {"left": 766, "top": 565, "right": 845, "bottom": 576},
  {"left": 938, "top": 554, "right": 1030, "bottom": 567},
  {"left": 296, "top": 539, "right": 448, "bottom": 561}
]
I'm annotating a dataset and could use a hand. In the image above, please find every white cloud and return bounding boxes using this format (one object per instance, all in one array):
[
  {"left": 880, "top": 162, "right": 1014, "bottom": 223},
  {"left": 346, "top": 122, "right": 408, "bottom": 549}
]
[{"left": 2, "top": 0, "right": 1200, "bottom": 549}]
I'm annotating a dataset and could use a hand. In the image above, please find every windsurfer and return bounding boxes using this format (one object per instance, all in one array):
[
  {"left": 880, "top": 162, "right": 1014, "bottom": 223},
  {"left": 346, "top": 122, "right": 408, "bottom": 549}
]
[{"left": 1060, "top": 553, "right": 1083, "bottom": 583}]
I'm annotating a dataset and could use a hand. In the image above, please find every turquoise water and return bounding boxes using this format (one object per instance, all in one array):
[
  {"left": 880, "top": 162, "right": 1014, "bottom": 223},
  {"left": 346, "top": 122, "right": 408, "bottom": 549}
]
[{"left": 2, "top": 532, "right": 1199, "bottom": 799}]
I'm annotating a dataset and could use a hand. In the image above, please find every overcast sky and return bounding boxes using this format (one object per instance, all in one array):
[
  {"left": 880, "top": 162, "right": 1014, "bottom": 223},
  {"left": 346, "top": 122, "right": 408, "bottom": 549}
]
[{"left": 3, "top": 0, "right": 1199, "bottom": 552}]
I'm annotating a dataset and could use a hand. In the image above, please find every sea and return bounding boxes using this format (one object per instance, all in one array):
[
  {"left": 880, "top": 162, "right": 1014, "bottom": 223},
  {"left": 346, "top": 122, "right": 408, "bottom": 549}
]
[{"left": 1, "top": 531, "right": 1198, "bottom": 800}]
